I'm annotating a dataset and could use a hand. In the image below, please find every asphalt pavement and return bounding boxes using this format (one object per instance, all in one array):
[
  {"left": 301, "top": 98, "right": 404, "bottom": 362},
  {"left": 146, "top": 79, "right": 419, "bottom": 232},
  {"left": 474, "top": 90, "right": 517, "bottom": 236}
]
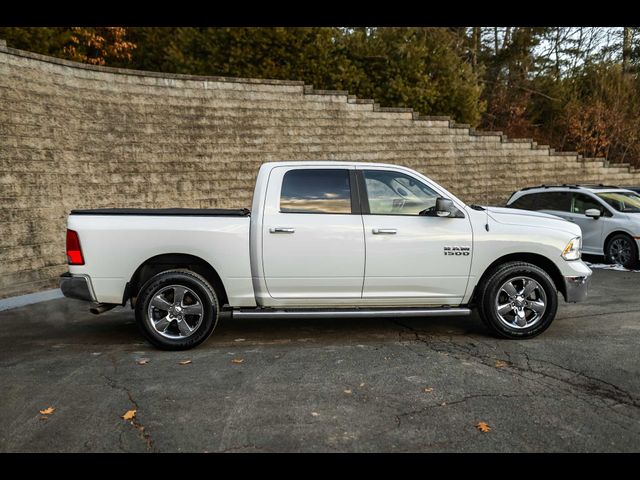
[{"left": 0, "top": 268, "right": 639, "bottom": 452}]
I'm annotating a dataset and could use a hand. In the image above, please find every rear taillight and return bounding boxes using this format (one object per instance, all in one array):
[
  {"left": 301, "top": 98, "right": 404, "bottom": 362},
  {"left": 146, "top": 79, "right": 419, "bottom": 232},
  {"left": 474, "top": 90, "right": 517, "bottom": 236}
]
[{"left": 66, "top": 229, "right": 84, "bottom": 265}]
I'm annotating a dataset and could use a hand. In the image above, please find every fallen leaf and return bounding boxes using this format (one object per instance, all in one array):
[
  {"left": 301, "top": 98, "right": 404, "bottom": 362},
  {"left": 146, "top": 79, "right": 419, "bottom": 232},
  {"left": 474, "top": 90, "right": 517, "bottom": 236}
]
[
  {"left": 121, "top": 409, "right": 136, "bottom": 421},
  {"left": 311, "top": 412, "right": 319, "bottom": 417},
  {"left": 178, "top": 360, "right": 192, "bottom": 365},
  {"left": 424, "top": 387, "right": 434, "bottom": 393},
  {"left": 495, "top": 360, "right": 508, "bottom": 368},
  {"left": 476, "top": 421, "right": 491, "bottom": 433},
  {"left": 343, "top": 389, "right": 352, "bottom": 395},
  {"left": 359, "top": 383, "right": 365, "bottom": 388},
  {"left": 231, "top": 358, "right": 244, "bottom": 364},
  {"left": 39, "top": 407, "right": 55, "bottom": 415},
  {"left": 137, "top": 358, "right": 150, "bottom": 365}
]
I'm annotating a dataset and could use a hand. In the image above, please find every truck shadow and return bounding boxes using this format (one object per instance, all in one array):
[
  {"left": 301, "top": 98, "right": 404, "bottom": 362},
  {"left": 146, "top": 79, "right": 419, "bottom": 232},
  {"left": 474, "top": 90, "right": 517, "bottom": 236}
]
[
  {"left": 0, "top": 298, "right": 489, "bottom": 352},
  {"left": 211, "top": 313, "right": 488, "bottom": 348}
]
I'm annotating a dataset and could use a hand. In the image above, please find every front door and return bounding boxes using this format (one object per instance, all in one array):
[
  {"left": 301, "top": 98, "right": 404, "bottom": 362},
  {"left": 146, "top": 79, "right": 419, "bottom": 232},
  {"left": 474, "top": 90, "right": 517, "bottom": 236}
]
[
  {"left": 358, "top": 168, "right": 473, "bottom": 304},
  {"left": 262, "top": 166, "right": 365, "bottom": 299},
  {"left": 567, "top": 193, "right": 605, "bottom": 254}
]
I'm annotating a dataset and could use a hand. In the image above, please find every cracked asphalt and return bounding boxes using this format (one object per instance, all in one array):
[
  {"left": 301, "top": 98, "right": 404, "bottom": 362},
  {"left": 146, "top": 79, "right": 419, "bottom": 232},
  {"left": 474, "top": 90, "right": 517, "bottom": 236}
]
[{"left": 0, "top": 268, "right": 639, "bottom": 452}]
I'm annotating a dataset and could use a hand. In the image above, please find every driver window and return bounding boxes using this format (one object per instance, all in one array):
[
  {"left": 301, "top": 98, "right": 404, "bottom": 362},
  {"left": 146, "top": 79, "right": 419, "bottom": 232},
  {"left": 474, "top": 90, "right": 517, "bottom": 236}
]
[
  {"left": 571, "top": 193, "right": 602, "bottom": 214},
  {"left": 363, "top": 170, "right": 439, "bottom": 215}
]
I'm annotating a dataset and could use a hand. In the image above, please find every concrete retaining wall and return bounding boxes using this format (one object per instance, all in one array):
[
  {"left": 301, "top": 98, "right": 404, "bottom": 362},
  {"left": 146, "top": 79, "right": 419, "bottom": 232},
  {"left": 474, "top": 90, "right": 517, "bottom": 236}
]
[{"left": 2, "top": 43, "right": 640, "bottom": 298}]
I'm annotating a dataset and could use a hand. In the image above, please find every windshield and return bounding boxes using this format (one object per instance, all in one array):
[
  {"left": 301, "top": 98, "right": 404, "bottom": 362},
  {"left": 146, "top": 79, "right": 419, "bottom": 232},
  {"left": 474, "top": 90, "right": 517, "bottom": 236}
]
[{"left": 596, "top": 192, "right": 640, "bottom": 213}]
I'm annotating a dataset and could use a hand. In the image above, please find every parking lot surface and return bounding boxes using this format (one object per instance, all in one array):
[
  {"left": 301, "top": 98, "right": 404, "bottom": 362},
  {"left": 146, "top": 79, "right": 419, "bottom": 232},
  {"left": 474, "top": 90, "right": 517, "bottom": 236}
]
[{"left": 0, "top": 268, "right": 639, "bottom": 452}]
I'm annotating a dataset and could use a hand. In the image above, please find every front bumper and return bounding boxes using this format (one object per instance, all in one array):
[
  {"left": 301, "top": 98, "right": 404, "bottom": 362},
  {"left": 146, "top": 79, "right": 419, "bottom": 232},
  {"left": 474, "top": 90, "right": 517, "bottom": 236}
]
[
  {"left": 60, "top": 273, "right": 96, "bottom": 302},
  {"left": 563, "top": 274, "right": 591, "bottom": 303}
]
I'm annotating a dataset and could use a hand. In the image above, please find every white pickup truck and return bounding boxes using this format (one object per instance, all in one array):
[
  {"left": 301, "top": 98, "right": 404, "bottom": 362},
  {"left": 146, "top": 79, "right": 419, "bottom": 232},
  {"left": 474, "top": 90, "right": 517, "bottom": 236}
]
[{"left": 60, "top": 161, "right": 592, "bottom": 350}]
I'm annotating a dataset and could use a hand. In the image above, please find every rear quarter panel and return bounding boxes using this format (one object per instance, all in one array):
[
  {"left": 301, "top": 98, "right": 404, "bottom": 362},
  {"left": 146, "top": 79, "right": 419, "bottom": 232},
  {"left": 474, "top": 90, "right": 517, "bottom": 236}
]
[{"left": 68, "top": 215, "right": 254, "bottom": 306}]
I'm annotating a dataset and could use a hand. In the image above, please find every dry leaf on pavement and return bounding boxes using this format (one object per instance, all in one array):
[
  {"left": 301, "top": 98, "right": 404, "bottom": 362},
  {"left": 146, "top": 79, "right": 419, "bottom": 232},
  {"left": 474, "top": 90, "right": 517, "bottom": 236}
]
[
  {"left": 137, "top": 358, "right": 150, "bottom": 365},
  {"left": 39, "top": 407, "right": 55, "bottom": 415},
  {"left": 178, "top": 360, "right": 192, "bottom": 365},
  {"left": 121, "top": 409, "right": 136, "bottom": 421},
  {"left": 495, "top": 360, "right": 508, "bottom": 368},
  {"left": 231, "top": 358, "right": 244, "bottom": 364},
  {"left": 476, "top": 422, "right": 491, "bottom": 433}
]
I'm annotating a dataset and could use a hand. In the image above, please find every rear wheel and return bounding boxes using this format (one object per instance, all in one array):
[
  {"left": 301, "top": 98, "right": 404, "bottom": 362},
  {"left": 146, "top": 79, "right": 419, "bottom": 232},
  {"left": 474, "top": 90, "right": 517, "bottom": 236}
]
[
  {"left": 477, "top": 262, "right": 558, "bottom": 339},
  {"left": 135, "top": 269, "right": 219, "bottom": 350},
  {"left": 605, "top": 233, "right": 638, "bottom": 269}
]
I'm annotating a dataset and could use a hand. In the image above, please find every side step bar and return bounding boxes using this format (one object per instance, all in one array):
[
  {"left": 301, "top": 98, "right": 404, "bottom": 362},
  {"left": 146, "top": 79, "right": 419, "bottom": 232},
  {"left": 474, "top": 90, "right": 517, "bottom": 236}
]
[{"left": 232, "top": 307, "right": 471, "bottom": 320}]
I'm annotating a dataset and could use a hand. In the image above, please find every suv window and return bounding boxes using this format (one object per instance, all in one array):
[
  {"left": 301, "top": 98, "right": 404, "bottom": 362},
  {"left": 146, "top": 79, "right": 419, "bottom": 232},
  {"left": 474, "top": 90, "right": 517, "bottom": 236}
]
[
  {"left": 571, "top": 193, "right": 603, "bottom": 214},
  {"left": 280, "top": 169, "right": 352, "bottom": 214},
  {"left": 363, "top": 170, "right": 439, "bottom": 215},
  {"left": 536, "top": 192, "right": 571, "bottom": 212},
  {"left": 509, "top": 193, "right": 538, "bottom": 210},
  {"left": 597, "top": 192, "right": 640, "bottom": 213}
]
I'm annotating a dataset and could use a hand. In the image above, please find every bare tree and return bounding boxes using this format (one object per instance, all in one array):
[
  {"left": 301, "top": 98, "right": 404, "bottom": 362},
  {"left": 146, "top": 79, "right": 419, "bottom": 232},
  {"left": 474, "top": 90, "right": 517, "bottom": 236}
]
[{"left": 623, "top": 26, "right": 632, "bottom": 72}]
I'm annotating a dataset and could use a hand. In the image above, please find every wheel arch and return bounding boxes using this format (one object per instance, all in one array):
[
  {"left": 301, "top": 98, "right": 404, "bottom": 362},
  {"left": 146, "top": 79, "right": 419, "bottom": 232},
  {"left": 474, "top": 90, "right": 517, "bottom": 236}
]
[
  {"left": 604, "top": 230, "right": 637, "bottom": 250},
  {"left": 470, "top": 252, "right": 566, "bottom": 304},
  {"left": 126, "top": 253, "right": 229, "bottom": 307}
]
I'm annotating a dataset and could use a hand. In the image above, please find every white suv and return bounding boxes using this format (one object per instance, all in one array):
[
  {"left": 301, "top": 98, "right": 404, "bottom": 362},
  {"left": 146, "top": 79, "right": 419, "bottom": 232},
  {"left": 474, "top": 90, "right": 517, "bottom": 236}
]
[{"left": 507, "top": 185, "right": 640, "bottom": 268}]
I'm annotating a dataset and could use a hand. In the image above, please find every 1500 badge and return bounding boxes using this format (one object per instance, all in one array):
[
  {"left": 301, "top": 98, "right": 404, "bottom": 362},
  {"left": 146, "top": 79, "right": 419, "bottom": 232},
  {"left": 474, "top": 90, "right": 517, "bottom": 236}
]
[{"left": 444, "top": 246, "right": 471, "bottom": 256}]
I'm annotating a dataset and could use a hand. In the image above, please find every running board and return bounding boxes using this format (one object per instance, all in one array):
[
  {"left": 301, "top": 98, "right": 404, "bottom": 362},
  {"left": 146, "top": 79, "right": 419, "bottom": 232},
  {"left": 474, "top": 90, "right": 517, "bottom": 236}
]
[{"left": 232, "top": 307, "right": 471, "bottom": 320}]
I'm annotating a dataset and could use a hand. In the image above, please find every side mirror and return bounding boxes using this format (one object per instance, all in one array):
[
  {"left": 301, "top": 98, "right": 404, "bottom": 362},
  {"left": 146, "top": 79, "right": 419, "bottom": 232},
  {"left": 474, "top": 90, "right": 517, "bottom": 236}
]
[
  {"left": 585, "top": 208, "right": 601, "bottom": 219},
  {"left": 435, "top": 197, "right": 455, "bottom": 218}
]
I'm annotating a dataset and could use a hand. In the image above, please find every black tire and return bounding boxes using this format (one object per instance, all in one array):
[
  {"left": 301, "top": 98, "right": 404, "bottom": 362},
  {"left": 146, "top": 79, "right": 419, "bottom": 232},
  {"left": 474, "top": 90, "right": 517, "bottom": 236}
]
[
  {"left": 605, "top": 233, "right": 638, "bottom": 269},
  {"left": 476, "top": 261, "right": 558, "bottom": 339},
  {"left": 135, "top": 269, "right": 219, "bottom": 350}
]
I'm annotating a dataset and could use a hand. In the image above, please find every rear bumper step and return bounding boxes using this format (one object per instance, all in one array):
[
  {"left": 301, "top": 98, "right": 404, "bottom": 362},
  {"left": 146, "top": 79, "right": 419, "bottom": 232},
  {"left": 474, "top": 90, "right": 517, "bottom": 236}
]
[
  {"left": 232, "top": 307, "right": 471, "bottom": 320},
  {"left": 59, "top": 273, "right": 96, "bottom": 302}
]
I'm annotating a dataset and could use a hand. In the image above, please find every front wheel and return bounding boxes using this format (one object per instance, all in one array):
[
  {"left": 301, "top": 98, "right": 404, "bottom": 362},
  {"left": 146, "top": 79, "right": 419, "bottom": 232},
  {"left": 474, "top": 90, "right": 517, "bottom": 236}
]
[
  {"left": 477, "top": 262, "right": 558, "bottom": 339},
  {"left": 605, "top": 233, "right": 638, "bottom": 269},
  {"left": 135, "top": 269, "right": 219, "bottom": 350}
]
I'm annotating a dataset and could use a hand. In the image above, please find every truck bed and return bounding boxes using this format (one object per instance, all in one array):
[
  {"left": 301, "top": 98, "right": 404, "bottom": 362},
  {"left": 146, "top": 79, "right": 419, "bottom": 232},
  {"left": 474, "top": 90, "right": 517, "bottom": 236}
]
[
  {"left": 70, "top": 208, "right": 250, "bottom": 216},
  {"left": 67, "top": 211, "right": 253, "bottom": 306}
]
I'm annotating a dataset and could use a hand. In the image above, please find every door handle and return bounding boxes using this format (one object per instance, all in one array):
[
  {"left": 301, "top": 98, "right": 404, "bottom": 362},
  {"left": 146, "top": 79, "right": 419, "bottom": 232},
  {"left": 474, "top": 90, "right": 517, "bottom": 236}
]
[
  {"left": 269, "top": 227, "right": 295, "bottom": 234},
  {"left": 372, "top": 228, "right": 397, "bottom": 235}
]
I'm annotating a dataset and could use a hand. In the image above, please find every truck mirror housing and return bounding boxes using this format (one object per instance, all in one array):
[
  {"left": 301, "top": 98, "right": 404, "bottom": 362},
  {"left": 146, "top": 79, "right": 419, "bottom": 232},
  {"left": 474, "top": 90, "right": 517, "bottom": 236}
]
[{"left": 436, "top": 197, "right": 455, "bottom": 217}]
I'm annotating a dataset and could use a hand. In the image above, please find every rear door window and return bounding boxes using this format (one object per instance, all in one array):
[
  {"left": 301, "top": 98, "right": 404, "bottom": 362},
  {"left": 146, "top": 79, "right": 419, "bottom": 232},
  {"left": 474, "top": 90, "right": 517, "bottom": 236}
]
[
  {"left": 280, "top": 169, "right": 353, "bottom": 214},
  {"left": 537, "top": 192, "right": 571, "bottom": 212},
  {"left": 509, "top": 193, "right": 539, "bottom": 210}
]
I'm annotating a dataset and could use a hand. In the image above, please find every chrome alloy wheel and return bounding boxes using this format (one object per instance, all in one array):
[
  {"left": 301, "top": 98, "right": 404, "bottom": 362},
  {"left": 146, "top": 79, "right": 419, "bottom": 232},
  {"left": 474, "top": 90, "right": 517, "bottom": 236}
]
[
  {"left": 147, "top": 285, "right": 204, "bottom": 339},
  {"left": 495, "top": 276, "right": 547, "bottom": 329},
  {"left": 609, "top": 238, "right": 633, "bottom": 266}
]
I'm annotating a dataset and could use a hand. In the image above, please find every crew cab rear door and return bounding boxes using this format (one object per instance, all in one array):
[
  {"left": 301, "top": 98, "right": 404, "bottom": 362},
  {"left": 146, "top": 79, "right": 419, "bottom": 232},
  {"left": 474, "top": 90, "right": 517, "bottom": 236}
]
[{"left": 261, "top": 166, "right": 365, "bottom": 299}]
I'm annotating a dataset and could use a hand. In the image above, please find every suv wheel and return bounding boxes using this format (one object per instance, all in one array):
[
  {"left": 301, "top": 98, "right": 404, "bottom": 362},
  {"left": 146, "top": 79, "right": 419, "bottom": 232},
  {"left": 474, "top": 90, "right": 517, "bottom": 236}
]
[
  {"left": 477, "top": 262, "right": 558, "bottom": 339},
  {"left": 605, "top": 233, "right": 638, "bottom": 269},
  {"left": 135, "top": 269, "right": 219, "bottom": 350}
]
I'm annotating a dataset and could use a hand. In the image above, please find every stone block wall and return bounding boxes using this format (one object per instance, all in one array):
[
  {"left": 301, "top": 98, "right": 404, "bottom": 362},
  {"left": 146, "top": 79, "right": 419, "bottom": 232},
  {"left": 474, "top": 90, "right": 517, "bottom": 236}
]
[{"left": 2, "top": 43, "right": 640, "bottom": 298}]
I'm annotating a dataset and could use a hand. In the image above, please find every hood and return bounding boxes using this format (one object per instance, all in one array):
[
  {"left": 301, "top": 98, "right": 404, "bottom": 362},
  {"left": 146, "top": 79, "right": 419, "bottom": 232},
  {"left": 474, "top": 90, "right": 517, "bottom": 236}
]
[{"left": 483, "top": 206, "right": 581, "bottom": 236}]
